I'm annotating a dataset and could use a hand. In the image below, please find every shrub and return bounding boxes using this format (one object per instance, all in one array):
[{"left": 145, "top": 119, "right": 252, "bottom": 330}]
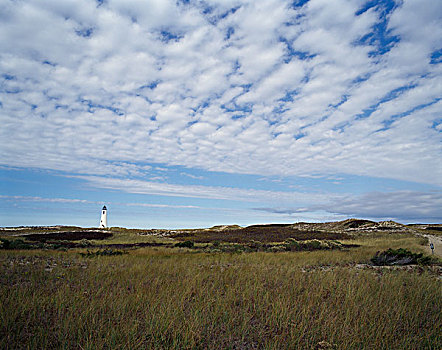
[
  {"left": 302, "top": 240, "right": 322, "bottom": 251},
  {"left": 371, "top": 248, "right": 433, "bottom": 266},
  {"left": 0, "top": 239, "right": 10, "bottom": 249},
  {"left": 327, "top": 240, "right": 343, "bottom": 249},
  {"left": 221, "top": 244, "right": 245, "bottom": 253},
  {"left": 175, "top": 240, "right": 194, "bottom": 248},
  {"left": 269, "top": 245, "right": 286, "bottom": 252},
  {"left": 284, "top": 239, "right": 343, "bottom": 252},
  {"left": 79, "top": 249, "right": 126, "bottom": 257},
  {"left": 0, "top": 238, "right": 32, "bottom": 250},
  {"left": 79, "top": 239, "right": 92, "bottom": 247},
  {"left": 285, "top": 238, "right": 301, "bottom": 251},
  {"left": 248, "top": 240, "right": 263, "bottom": 251}
]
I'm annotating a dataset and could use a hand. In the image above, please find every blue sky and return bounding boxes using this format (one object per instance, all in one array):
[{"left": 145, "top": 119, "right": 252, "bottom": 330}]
[{"left": 0, "top": 0, "right": 441, "bottom": 228}]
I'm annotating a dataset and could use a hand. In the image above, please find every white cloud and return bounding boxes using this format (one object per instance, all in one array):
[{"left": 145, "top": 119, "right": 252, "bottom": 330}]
[
  {"left": 180, "top": 172, "right": 204, "bottom": 180},
  {"left": 78, "top": 175, "right": 334, "bottom": 204},
  {"left": 0, "top": 194, "right": 204, "bottom": 210},
  {"left": 0, "top": 195, "right": 91, "bottom": 204},
  {"left": 0, "top": 0, "right": 441, "bottom": 189}
]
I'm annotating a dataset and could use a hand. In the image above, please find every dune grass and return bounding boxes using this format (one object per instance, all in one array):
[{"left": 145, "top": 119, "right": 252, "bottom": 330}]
[{"left": 1, "top": 236, "right": 440, "bottom": 349}]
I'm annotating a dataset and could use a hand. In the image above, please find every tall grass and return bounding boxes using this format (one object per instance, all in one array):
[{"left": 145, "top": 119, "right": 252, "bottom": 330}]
[{"left": 1, "top": 247, "right": 440, "bottom": 349}]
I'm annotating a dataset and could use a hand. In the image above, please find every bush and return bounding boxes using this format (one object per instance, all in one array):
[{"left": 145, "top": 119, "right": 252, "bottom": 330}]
[
  {"left": 285, "top": 238, "right": 301, "bottom": 251},
  {"left": 79, "top": 249, "right": 127, "bottom": 257},
  {"left": 371, "top": 248, "right": 433, "bottom": 266},
  {"left": 175, "top": 240, "right": 194, "bottom": 248},
  {"left": 0, "top": 238, "right": 32, "bottom": 250},
  {"left": 269, "top": 245, "right": 286, "bottom": 253},
  {"left": 220, "top": 244, "right": 245, "bottom": 253},
  {"left": 327, "top": 240, "right": 343, "bottom": 249},
  {"left": 79, "top": 239, "right": 92, "bottom": 247},
  {"left": 284, "top": 239, "right": 343, "bottom": 252},
  {"left": 247, "top": 240, "right": 263, "bottom": 251},
  {"left": 302, "top": 240, "right": 322, "bottom": 251}
]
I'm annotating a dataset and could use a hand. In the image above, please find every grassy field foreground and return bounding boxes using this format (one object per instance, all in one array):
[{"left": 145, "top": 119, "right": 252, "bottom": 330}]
[{"left": 1, "top": 233, "right": 441, "bottom": 349}]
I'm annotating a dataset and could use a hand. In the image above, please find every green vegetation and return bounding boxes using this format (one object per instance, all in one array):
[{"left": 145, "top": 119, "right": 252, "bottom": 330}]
[
  {"left": 79, "top": 248, "right": 127, "bottom": 257},
  {"left": 171, "top": 224, "right": 351, "bottom": 243},
  {"left": 0, "top": 222, "right": 440, "bottom": 349},
  {"left": 0, "top": 238, "right": 69, "bottom": 250},
  {"left": 371, "top": 248, "right": 433, "bottom": 266},
  {"left": 175, "top": 240, "right": 195, "bottom": 248}
]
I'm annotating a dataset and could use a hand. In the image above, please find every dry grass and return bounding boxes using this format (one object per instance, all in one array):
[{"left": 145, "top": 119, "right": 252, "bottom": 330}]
[{"left": 0, "top": 233, "right": 440, "bottom": 349}]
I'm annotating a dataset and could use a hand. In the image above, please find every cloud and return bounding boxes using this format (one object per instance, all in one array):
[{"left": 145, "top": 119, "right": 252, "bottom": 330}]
[
  {"left": 327, "top": 191, "right": 442, "bottom": 221},
  {"left": 0, "top": 194, "right": 203, "bottom": 210},
  {"left": 0, "top": 0, "right": 441, "bottom": 189},
  {"left": 0, "top": 195, "right": 91, "bottom": 204},
  {"left": 77, "top": 175, "right": 333, "bottom": 204},
  {"left": 255, "top": 190, "right": 442, "bottom": 222},
  {"left": 180, "top": 172, "right": 205, "bottom": 180}
]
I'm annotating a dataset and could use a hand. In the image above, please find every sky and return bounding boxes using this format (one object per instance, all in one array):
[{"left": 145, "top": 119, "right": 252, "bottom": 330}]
[{"left": 0, "top": 0, "right": 441, "bottom": 228}]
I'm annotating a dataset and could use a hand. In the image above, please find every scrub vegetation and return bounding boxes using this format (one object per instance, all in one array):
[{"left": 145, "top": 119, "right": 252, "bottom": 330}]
[
  {"left": 169, "top": 224, "right": 352, "bottom": 243},
  {"left": 0, "top": 220, "right": 440, "bottom": 349}
]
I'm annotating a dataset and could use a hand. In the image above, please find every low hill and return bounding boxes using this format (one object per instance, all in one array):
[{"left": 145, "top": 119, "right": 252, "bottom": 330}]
[
  {"left": 170, "top": 223, "right": 351, "bottom": 243},
  {"left": 0, "top": 219, "right": 426, "bottom": 245}
]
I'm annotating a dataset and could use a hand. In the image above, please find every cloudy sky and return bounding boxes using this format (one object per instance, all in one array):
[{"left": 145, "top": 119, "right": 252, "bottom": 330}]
[{"left": 1, "top": 0, "right": 441, "bottom": 228}]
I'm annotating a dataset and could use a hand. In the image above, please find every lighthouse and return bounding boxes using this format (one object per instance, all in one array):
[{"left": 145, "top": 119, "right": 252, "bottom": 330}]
[{"left": 99, "top": 206, "right": 107, "bottom": 228}]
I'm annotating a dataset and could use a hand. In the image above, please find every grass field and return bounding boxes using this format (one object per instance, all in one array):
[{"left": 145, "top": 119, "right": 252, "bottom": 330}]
[{"left": 0, "top": 225, "right": 441, "bottom": 349}]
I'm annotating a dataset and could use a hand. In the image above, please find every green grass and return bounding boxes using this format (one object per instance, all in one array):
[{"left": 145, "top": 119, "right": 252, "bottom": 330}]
[
  {"left": 1, "top": 233, "right": 440, "bottom": 349},
  {"left": 88, "top": 229, "right": 171, "bottom": 246}
]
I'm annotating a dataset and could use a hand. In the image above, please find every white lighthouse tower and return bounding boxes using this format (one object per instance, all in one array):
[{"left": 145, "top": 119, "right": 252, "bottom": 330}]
[{"left": 99, "top": 206, "right": 107, "bottom": 228}]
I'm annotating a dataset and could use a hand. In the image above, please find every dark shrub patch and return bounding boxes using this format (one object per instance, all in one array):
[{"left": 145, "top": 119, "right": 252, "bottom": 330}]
[
  {"left": 79, "top": 249, "right": 127, "bottom": 257},
  {"left": 171, "top": 225, "right": 351, "bottom": 243},
  {"left": 371, "top": 248, "right": 433, "bottom": 266},
  {"left": 301, "top": 240, "right": 322, "bottom": 251},
  {"left": 203, "top": 239, "right": 346, "bottom": 253},
  {"left": 175, "top": 240, "right": 194, "bottom": 248},
  {"left": 425, "top": 226, "right": 442, "bottom": 232},
  {"left": 0, "top": 238, "right": 30, "bottom": 249},
  {"left": 0, "top": 238, "right": 68, "bottom": 250},
  {"left": 24, "top": 231, "right": 112, "bottom": 242}
]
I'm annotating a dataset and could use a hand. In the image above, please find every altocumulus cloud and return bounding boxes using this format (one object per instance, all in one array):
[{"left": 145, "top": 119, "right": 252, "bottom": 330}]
[{"left": 0, "top": 0, "right": 441, "bottom": 223}]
